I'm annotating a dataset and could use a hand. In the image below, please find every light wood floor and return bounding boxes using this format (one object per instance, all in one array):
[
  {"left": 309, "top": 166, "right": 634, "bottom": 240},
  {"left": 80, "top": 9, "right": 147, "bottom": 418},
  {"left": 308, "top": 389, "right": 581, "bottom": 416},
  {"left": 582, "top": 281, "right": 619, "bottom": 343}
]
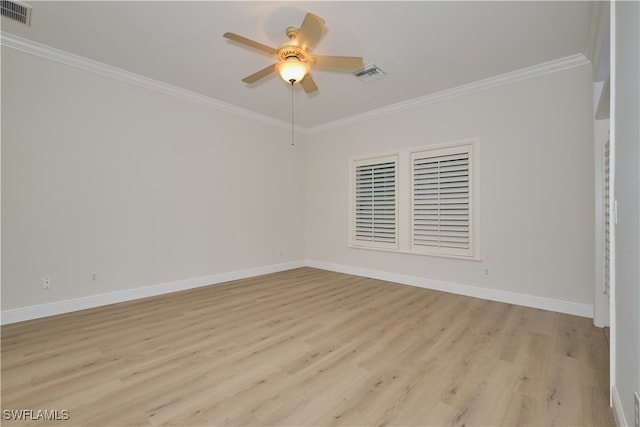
[{"left": 1, "top": 267, "right": 614, "bottom": 426}]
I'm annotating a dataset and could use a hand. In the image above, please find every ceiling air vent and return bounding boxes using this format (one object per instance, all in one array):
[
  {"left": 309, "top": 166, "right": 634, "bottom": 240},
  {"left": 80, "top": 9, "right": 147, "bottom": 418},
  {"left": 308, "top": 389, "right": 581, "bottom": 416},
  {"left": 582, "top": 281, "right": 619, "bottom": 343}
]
[
  {"left": 1, "top": 0, "right": 31, "bottom": 25},
  {"left": 353, "top": 64, "right": 387, "bottom": 83}
]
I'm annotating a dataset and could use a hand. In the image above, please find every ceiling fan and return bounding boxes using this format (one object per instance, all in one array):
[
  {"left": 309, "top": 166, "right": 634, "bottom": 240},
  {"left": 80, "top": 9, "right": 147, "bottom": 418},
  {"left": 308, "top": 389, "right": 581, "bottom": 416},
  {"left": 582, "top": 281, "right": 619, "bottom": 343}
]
[{"left": 223, "top": 13, "right": 363, "bottom": 93}]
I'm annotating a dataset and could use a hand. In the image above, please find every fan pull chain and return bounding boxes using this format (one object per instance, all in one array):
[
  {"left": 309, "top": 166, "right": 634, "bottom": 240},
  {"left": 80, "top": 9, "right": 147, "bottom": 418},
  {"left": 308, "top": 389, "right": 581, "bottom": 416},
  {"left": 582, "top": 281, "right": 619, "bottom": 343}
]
[{"left": 290, "top": 80, "right": 295, "bottom": 146}]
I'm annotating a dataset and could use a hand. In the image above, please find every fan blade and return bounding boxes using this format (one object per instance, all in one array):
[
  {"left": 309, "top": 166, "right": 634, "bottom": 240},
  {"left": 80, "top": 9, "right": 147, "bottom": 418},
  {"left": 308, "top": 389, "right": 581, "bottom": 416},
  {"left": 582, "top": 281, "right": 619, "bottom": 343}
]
[
  {"left": 300, "top": 74, "right": 318, "bottom": 93},
  {"left": 296, "top": 13, "right": 325, "bottom": 50},
  {"left": 223, "top": 32, "right": 277, "bottom": 55},
  {"left": 242, "top": 64, "right": 276, "bottom": 84},
  {"left": 312, "top": 55, "right": 363, "bottom": 70}
]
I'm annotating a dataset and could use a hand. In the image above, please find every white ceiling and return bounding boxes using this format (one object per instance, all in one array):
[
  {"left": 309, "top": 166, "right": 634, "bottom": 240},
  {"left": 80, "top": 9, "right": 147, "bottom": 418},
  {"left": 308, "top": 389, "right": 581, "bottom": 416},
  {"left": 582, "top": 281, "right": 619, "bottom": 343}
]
[{"left": 1, "top": 1, "right": 603, "bottom": 129}]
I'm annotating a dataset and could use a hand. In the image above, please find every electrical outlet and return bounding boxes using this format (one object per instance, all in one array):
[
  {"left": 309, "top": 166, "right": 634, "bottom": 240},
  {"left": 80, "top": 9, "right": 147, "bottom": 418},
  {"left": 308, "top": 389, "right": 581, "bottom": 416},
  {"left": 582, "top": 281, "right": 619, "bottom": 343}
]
[
  {"left": 89, "top": 272, "right": 98, "bottom": 284},
  {"left": 483, "top": 266, "right": 490, "bottom": 277},
  {"left": 42, "top": 277, "right": 51, "bottom": 289},
  {"left": 634, "top": 391, "right": 639, "bottom": 427}
]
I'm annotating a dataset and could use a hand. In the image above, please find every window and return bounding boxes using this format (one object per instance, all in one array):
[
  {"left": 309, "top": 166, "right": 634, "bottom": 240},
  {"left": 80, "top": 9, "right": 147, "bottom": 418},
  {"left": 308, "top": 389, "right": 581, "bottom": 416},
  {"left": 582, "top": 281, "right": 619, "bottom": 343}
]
[
  {"left": 411, "top": 144, "right": 474, "bottom": 258},
  {"left": 350, "top": 155, "right": 398, "bottom": 249},
  {"left": 349, "top": 140, "right": 476, "bottom": 259}
]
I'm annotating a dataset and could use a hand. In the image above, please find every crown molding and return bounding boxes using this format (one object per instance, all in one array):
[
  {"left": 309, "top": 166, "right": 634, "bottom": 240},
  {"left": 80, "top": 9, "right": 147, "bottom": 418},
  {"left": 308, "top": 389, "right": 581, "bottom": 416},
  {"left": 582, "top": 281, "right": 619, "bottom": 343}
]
[
  {"left": 0, "top": 32, "right": 293, "bottom": 131},
  {"left": 302, "top": 53, "right": 591, "bottom": 135},
  {"left": 2, "top": 32, "right": 589, "bottom": 135}
]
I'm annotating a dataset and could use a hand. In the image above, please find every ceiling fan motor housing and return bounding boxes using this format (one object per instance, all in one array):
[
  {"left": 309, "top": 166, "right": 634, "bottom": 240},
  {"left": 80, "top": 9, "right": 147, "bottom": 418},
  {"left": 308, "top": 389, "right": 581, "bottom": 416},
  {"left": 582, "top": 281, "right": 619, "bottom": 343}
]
[{"left": 277, "top": 45, "right": 309, "bottom": 63}]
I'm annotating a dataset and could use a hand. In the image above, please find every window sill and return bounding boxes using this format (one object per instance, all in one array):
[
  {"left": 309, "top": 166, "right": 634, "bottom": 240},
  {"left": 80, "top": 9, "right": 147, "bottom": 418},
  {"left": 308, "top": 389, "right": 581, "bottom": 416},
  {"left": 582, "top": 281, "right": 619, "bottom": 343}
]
[{"left": 348, "top": 244, "right": 481, "bottom": 262}]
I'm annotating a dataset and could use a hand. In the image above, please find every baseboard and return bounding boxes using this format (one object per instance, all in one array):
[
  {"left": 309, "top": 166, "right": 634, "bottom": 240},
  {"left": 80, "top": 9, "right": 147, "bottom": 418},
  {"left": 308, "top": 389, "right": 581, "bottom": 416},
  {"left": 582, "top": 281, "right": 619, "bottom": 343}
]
[
  {"left": 1, "top": 259, "right": 594, "bottom": 325},
  {"left": 0, "top": 260, "right": 306, "bottom": 325},
  {"left": 611, "top": 385, "right": 628, "bottom": 427},
  {"left": 306, "top": 260, "right": 594, "bottom": 318}
]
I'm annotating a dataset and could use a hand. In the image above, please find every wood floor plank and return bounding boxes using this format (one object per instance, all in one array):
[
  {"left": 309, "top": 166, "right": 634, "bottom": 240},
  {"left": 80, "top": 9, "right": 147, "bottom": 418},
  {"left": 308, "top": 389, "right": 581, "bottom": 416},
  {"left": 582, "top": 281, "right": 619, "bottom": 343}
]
[{"left": 1, "top": 267, "right": 614, "bottom": 426}]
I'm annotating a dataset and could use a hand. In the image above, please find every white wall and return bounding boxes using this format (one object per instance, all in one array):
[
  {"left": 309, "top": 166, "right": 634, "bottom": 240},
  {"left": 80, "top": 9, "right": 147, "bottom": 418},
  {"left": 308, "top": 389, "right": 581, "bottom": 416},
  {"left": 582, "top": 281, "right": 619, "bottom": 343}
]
[
  {"left": 305, "top": 64, "right": 595, "bottom": 309},
  {"left": 612, "top": 0, "right": 640, "bottom": 424},
  {"left": 2, "top": 43, "right": 598, "bottom": 322},
  {"left": 1, "top": 47, "right": 306, "bottom": 311}
]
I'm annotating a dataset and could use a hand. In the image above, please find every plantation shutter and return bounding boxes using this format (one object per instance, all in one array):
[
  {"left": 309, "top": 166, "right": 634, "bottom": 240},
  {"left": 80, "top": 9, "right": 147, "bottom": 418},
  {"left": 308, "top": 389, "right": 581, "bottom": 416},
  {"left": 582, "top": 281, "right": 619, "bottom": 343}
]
[
  {"left": 352, "top": 156, "right": 398, "bottom": 249},
  {"left": 411, "top": 145, "right": 473, "bottom": 257},
  {"left": 604, "top": 139, "right": 611, "bottom": 296}
]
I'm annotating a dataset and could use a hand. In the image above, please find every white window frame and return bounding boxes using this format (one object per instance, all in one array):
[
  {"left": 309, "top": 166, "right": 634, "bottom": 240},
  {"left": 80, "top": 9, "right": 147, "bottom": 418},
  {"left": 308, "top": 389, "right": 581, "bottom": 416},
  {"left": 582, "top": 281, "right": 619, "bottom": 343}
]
[
  {"left": 350, "top": 154, "right": 399, "bottom": 250},
  {"left": 410, "top": 142, "right": 475, "bottom": 259},
  {"left": 349, "top": 139, "right": 477, "bottom": 260}
]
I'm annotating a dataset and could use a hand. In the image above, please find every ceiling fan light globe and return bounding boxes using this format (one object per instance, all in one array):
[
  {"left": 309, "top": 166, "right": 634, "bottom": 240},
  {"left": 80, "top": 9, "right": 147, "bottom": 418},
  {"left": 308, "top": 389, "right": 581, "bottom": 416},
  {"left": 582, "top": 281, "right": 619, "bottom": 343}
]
[{"left": 276, "top": 60, "right": 309, "bottom": 83}]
